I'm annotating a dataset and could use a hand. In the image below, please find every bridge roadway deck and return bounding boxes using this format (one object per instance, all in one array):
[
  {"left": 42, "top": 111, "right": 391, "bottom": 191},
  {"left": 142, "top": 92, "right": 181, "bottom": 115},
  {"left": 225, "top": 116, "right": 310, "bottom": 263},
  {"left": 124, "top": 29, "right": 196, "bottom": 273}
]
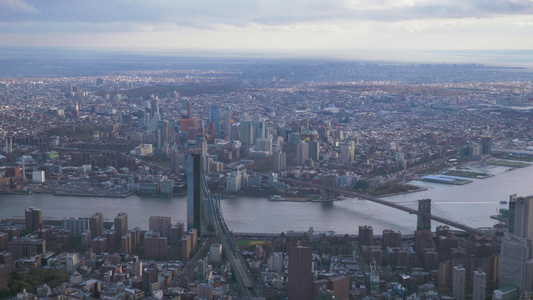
[
  {"left": 207, "top": 193, "right": 261, "bottom": 298},
  {"left": 278, "top": 177, "right": 488, "bottom": 236}
]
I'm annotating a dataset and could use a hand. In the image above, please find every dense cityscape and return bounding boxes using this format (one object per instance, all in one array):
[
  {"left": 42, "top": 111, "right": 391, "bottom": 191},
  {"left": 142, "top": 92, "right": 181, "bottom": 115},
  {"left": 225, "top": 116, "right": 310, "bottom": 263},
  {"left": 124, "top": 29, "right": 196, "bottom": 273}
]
[{"left": 1, "top": 58, "right": 533, "bottom": 300}]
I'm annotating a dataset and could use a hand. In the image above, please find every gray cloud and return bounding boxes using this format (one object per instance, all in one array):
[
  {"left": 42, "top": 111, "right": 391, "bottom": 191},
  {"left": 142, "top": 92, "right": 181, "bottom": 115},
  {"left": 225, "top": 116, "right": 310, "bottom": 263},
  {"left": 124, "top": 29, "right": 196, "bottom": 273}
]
[
  {"left": 0, "top": 0, "right": 38, "bottom": 16},
  {"left": 1, "top": 0, "right": 533, "bottom": 32}
]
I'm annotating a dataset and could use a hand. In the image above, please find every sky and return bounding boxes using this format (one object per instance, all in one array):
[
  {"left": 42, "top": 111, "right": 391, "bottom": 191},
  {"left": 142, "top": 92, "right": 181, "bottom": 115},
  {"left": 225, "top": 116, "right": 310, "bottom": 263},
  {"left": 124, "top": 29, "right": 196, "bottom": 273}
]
[{"left": 0, "top": 0, "right": 533, "bottom": 60}]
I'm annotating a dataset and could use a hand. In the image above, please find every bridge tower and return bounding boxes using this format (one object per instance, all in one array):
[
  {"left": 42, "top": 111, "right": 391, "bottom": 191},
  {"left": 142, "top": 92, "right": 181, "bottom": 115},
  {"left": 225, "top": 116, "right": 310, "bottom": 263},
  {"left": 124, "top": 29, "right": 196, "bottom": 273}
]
[
  {"left": 417, "top": 199, "right": 431, "bottom": 230},
  {"left": 322, "top": 175, "right": 336, "bottom": 201}
]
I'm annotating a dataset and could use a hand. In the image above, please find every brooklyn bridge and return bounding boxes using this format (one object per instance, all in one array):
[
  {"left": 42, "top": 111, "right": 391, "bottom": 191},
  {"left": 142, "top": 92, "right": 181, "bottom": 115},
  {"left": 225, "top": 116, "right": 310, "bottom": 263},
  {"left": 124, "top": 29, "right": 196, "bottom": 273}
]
[{"left": 196, "top": 168, "right": 492, "bottom": 298}]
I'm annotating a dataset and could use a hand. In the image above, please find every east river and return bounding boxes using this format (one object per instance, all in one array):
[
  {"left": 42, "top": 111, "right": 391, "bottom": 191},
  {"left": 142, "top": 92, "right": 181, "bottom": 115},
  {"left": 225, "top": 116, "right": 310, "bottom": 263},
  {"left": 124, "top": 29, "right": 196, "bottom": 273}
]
[{"left": 1, "top": 163, "right": 532, "bottom": 235}]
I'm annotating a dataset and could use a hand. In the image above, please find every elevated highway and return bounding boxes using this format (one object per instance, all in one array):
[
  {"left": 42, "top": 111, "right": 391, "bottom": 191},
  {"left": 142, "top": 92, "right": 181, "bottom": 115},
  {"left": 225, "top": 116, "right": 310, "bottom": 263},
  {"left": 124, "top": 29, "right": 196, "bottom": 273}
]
[{"left": 202, "top": 174, "right": 262, "bottom": 298}]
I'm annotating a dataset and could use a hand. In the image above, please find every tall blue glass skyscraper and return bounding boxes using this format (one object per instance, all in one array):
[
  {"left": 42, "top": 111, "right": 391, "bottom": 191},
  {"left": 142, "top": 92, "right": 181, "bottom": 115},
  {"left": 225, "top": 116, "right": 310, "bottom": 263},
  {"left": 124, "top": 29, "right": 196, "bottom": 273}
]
[{"left": 209, "top": 105, "right": 221, "bottom": 135}]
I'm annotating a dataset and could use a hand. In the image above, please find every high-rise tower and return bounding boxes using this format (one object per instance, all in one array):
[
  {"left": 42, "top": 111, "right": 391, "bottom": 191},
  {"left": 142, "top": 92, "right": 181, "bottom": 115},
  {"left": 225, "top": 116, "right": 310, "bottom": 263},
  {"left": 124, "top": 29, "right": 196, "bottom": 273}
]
[
  {"left": 187, "top": 151, "right": 206, "bottom": 235},
  {"left": 209, "top": 105, "right": 220, "bottom": 136}
]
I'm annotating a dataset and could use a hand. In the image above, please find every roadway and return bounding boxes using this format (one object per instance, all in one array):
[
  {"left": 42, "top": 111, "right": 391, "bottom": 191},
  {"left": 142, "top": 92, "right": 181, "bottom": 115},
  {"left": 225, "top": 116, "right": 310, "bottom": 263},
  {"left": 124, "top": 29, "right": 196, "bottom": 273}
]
[{"left": 205, "top": 187, "right": 262, "bottom": 298}]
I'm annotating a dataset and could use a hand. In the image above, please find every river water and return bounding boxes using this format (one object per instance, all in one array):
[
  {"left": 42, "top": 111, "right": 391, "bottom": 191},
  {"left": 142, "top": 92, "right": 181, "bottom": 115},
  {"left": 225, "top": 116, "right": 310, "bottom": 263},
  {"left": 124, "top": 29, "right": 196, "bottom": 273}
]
[{"left": 1, "top": 163, "right": 531, "bottom": 235}]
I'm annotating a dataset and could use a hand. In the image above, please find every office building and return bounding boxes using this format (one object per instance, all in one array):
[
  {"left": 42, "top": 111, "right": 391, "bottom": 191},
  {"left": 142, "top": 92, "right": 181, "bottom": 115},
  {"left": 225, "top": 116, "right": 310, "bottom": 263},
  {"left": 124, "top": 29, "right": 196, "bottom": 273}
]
[
  {"left": 453, "top": 264, "right": 466, "bottom": 300},
  {"left": 308, "top": 140, "right": 320, "bottom": 162},
  {"left": 224, "top": 108, "right": 232, "bottom": 138},
  {"left": 239, "top": 120, "right": 254, "bottom": 146},
  {"left": 481, "top": 135, "right": 491, "bottom": 154},
  {"left": 149, "top": 216, "right": 173, "bottom": 237},
  {"left": 209, "top": 105, "right": 220, "bottom": 135},
  {"left": 273, "top": 151, "right": 286, "bottom": 172},
  {"left": 296, "top": 140, "right": 309, "bottom": 165},
  {"left": 257, "top": 137, "right": 273, "bottom": 154},
  {"left": 226, "top": 169, "right": 243, "bottom": 192},
  {"left": 25, "top": 207, "right": 42, "bottom": 233},
  {"left": 230, "top": 123, "right": 240, "bottom": 140},
  {"left": 499, "top": 235, "right": 533, "bottom": 293},
  {"left": 340, "top": 144, "right": 354, "bottom": 164},
  {"left": 187, "top": 151, "right": 206, "bottom": 235},
  {"left": 288, "top": 246, "right": 313, "bottom": 300},
  {"left": 89, "top": 212, "right": 104, "bottom": 238},
  {"left": 508, "top": 194, "right": 533, "bottom": 240},
  {"left": 253, "top": 121, "right": 266, "bottom": 143},
  {"left": 473, "top": 268, "right": 487, "bottom": 300}
]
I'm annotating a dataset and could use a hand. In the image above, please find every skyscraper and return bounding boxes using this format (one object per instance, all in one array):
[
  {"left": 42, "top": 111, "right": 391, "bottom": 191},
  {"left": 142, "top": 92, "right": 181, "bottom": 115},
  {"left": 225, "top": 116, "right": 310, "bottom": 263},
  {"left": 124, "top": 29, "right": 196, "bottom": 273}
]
[
  {"left": 481, "top": 135, "right": 491, "bottom": 155},
  {"left": 230, "top": 123, "right": 240, "bottom": 141},
  {"left": 25, "top": 207, "right": 42, "bottom": 233},
  {"left": 296, "top": 140, "right": 309, "bottom": 165},
  {"left": 289, "top": 246, "right": 313, "bottom": 300},
  {"left": 182, "top": 99, "right": 192, "bottom": 118},
  {"left": 253, "top": 121, "right": 265, "bottom": 144},
  {"left": 209, "top": 105, "right": 220, "bottom": 135},
  {"left": 240, "top": 120, "right": 254, "bottom": 146},
  {"left": 508, "top": 194, "right": 533, "bottom": 240},
  {"left": 499, "top": 235, "right": 533, "bottom": 293},
  {"left": 187, "top": 151, "right": 206, "bottom": 235},
  {"left": 308, "top": 140, "right": 320, "bottom": 162},
  {"left": 224, "top": 107, "right": 232, "bottom": 138},
  {"left": 340, "top": 144, "right": 354, "bottom": 164}
]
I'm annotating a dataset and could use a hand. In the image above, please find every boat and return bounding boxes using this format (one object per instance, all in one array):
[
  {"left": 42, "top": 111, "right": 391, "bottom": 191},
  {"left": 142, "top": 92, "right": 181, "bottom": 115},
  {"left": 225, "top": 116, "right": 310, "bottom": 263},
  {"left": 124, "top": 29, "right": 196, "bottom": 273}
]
[
  {"left": 335, "top": 196, "right": 346, "bottom": 201},
  {"left": 269, "top": 195, "right": 287, "bottom": 201},
  {"left": 500, "top": 201, "right": 508, "bottom": 205}
]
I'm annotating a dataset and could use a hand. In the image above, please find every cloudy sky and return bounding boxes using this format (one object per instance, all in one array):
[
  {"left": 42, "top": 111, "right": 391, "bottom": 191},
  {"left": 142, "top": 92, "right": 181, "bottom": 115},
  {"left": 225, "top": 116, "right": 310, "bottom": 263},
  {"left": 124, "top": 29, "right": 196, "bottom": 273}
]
[{"left": 1, "top": 0, "right": 532, "bottom": 57}]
